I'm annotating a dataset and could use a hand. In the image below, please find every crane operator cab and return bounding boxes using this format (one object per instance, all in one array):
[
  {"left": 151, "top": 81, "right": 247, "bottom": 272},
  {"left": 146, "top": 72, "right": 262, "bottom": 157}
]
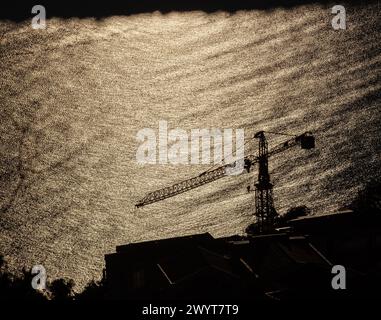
[{"left": 299, "top": 132, "right": 315, "bottom": 149}]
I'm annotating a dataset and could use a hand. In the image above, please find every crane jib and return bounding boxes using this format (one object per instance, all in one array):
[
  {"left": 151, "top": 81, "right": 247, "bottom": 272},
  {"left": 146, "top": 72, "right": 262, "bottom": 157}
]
[
  {"left": 135, "top": 132, "right": 314, "bottom": 208},
  {"left": 135, "top": 162, "right": 243, "bottom": 207}
]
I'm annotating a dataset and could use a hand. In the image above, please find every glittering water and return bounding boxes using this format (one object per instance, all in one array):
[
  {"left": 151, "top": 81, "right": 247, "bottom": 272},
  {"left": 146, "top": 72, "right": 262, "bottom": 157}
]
[{"left": 0, "top": 3, "right": 380, "bottom": 288}]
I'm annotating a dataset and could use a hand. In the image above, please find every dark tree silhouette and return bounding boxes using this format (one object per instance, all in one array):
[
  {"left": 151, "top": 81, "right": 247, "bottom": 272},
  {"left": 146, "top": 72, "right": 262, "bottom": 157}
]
[
  {"left": 0, "top": 255, "right": 47, "bottom": 301},
  {"left": 349, "top": 180, "right": 381, "bottom": 214},
  {"left": 75, "top": 280, "right": 105, "bottom": 300},
  {"left": 283, "top": 205, "right": 310, "bottom": 220},
  {"left": 0, "top": 254, "right": 107, "bottom": 301},
  {"left": 48, "top": 278, "right": 75, "bottom": 301}
]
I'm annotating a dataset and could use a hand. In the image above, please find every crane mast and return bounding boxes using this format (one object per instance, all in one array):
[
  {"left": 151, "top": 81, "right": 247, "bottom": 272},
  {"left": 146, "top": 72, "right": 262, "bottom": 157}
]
[{"left": 254, "top": 131, "right": 277, "bottom": 233}]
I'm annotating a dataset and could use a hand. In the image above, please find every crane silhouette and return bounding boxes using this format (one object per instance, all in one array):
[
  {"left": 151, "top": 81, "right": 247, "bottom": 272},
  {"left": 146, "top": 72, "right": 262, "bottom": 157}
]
[{"left": 136, "top": 130, "right": 315, "bottom": 234}]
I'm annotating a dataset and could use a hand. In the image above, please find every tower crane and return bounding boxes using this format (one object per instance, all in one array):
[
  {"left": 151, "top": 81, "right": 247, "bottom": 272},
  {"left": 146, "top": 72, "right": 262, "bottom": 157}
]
[{"left": 136, "top": 130, "right": 315, "bottom": 233}]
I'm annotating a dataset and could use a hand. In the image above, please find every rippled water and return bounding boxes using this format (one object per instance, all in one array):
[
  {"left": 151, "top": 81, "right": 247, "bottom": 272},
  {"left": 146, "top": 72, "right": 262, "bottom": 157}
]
[{"left": 0, "top": 3, "right": 380, "bottom": 288}]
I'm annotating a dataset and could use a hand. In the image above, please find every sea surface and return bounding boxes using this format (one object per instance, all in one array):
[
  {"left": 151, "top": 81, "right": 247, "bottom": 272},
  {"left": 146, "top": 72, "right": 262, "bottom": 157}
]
[{"left": 0, "top": 2, "right": 380, "bottom": 288}]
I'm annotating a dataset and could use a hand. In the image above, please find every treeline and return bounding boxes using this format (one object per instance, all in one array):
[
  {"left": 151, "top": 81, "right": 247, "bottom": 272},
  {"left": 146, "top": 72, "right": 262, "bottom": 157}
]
[
  {"left": 0, "top": 255, "right": 105, "bottom": 301},
  {"left": 348, "top": 179, "right": 381, "bottom": 214},
  {"left": 279, "top": 179, "right": 381, "bottom": 222}
]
